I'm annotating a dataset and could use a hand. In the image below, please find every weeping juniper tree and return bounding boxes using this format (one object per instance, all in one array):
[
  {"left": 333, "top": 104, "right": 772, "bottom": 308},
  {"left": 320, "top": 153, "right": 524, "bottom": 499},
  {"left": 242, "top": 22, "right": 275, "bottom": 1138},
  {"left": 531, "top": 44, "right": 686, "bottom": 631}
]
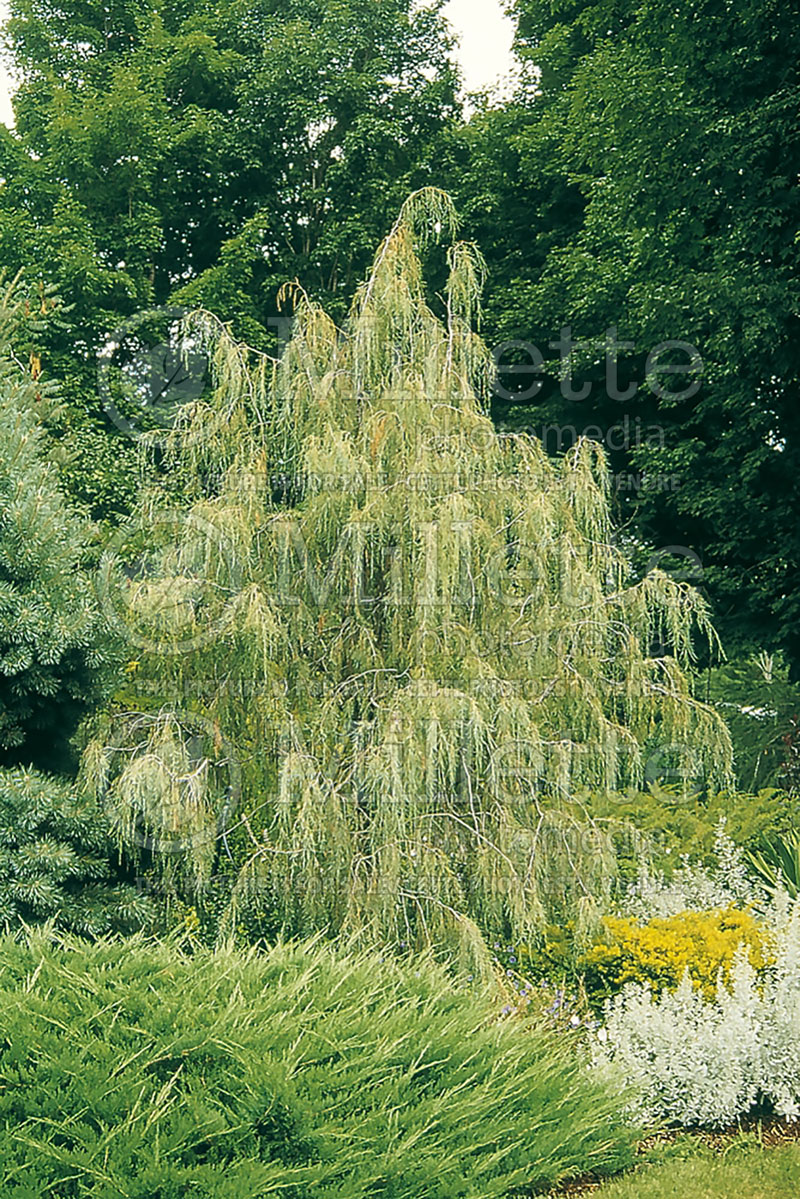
[{"left": 86, "top": 190, "right": 733, "bottom": 966}]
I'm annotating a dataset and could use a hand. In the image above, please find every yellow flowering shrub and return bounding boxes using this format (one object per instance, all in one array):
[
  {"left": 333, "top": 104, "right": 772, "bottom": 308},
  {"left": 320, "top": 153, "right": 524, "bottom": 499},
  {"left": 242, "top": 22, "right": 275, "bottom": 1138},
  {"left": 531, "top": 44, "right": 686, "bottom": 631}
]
[{"left": 581, "top": 906, "right": 772, "bottom": 1004}]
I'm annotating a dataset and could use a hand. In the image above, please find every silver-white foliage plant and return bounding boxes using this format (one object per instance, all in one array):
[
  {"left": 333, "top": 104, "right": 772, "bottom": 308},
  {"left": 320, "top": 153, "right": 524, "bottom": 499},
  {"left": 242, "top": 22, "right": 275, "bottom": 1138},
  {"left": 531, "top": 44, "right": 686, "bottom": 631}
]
[
  {"left": 622, "top": 816, "right": 763, "bottom": 919},
  {"left": 596, "top": 901, "right": 800, "bottom": 1127}
]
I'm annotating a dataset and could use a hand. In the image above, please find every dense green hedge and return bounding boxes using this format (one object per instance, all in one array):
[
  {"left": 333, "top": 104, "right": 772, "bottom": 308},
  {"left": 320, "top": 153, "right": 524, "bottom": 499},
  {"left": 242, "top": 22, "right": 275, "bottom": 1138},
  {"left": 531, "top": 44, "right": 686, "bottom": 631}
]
[{"left": 0, "top": 932, "right": 635, "bottom": 1197}]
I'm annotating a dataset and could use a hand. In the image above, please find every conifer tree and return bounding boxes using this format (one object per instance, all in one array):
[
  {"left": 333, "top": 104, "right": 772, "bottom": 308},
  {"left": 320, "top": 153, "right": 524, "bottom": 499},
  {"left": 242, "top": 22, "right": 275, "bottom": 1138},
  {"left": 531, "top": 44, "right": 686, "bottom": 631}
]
[
  {"left": 87, "top": 191, "right": 733, "bottom": 964},
  {"left": 0, "top": 277, "right": 118, "bottom": 768},
  {"left": 0, "top": 767, "right": 155, "bottom": 933}
]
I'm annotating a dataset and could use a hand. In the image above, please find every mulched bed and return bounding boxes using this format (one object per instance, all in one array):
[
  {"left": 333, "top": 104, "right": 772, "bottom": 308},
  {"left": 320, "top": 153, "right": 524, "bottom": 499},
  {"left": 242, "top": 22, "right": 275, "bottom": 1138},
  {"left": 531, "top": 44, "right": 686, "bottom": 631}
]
[{"left": 637, "top": 1113, "right": 800, "bottom": 1153}]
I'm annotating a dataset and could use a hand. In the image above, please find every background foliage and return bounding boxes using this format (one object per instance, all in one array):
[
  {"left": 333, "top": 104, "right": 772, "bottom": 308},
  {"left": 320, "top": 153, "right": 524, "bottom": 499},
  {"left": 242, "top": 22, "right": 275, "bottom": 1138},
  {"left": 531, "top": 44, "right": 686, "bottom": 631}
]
[
  {"left": 452, "top": 0, "right": 800, "bottom": 678},
  {"left": 1, "top": 0, "right": 459, "bottom": 520}
]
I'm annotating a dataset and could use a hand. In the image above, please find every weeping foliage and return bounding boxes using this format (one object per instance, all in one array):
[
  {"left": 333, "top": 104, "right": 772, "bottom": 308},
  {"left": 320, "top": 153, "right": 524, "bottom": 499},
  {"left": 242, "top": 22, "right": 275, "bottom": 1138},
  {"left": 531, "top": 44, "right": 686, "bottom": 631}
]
[{"left": 87, "top": 189, "right": 733, "bottom": 964}]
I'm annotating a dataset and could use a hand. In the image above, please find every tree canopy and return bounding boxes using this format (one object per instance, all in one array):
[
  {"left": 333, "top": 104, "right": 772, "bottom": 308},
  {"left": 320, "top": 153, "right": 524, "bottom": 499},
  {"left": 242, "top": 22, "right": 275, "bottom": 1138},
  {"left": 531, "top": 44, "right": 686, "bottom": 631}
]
[
  {"left": 451, "top": 0, "right": 800, "bottom": 671},
  {"left": 1, "top": 0, "right": 459, "bottom": 518}
]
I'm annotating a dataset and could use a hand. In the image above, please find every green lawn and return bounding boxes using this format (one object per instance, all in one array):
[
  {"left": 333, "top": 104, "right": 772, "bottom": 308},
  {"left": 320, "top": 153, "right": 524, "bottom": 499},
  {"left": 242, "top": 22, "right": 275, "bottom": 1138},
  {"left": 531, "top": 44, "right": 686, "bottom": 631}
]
[{"left": 577, "top": 1139, "right": 800, "bottom": 1198}]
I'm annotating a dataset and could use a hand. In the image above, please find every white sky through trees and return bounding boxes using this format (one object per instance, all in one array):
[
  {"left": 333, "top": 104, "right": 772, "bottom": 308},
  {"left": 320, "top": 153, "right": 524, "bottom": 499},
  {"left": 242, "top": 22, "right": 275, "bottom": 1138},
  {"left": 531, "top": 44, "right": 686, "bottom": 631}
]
[
  {"left": 0, "top": 0, "right": 11, "bottom": 128},
  {"left": 0, "top": 0, "right": 514, "bottom": 128},
  {"left": 443, "top": 0, "right": 515, "bottom": 94}
]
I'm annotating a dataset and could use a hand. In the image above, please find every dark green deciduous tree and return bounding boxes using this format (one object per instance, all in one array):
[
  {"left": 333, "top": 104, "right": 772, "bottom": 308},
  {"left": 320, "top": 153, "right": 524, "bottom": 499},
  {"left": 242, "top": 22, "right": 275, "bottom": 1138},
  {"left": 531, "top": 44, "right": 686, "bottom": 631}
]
[
  {"left": 706, "top": 652, "right": 800, "bottom": 792},
  {"left": 0, "top": 128, "right": 141, "bottom": 519},
  {"left": 452, "top": 0, "right": 800, "bottom": 671},
  {"left": 0, "top": 0, "right": 460, "bottom": 518}
]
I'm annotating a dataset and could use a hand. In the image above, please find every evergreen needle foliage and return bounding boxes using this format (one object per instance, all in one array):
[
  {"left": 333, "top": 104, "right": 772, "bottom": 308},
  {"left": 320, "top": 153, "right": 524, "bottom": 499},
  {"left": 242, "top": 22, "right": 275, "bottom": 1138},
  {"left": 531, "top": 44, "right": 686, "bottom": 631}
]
[
  {"left": 88, "top": 189, "right": 733, "bottom": 960},
  {"left": 0, "top": 767, "right": 155, "bottom": 933},
  {"left": 0, "top": 930, "right": 636, "bottom": 1197},
  {"left": 0, "top": 276, "right": 118, "bottom": 767}
]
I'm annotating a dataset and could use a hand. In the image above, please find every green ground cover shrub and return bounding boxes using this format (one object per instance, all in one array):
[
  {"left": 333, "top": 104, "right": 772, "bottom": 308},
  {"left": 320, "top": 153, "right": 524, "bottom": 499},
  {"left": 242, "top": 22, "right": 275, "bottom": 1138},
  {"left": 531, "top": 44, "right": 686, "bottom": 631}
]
[
  {"left": 0, "top": 930, "right": 637, "bottom": 1197},
  {"left": 576, "top": 786, "right": 800, "bottom": 883}
]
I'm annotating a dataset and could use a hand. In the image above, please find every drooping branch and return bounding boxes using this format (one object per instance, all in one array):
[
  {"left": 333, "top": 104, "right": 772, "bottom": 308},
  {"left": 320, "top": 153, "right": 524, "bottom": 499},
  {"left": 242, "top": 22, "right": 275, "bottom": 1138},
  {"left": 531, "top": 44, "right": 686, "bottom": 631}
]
[{"left": 88, "top": 188, "right": 734, "bottom": 966}]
